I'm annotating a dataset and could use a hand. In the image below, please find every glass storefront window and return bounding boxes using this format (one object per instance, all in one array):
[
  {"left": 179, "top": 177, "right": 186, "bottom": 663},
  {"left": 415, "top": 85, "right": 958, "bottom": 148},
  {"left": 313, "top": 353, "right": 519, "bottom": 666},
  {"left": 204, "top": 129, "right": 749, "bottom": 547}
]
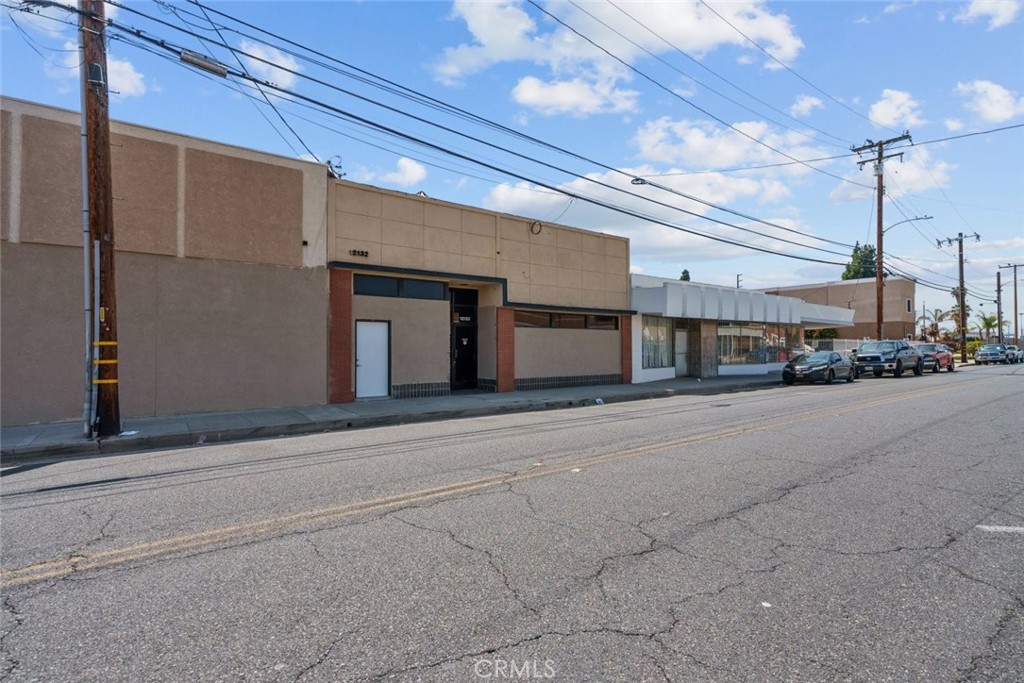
[
  {"left": 642, "top": 315, "right": 673, "bottom": 368},
  {"left": 718, "top": 322, "right": 767, "bottom": 365}
]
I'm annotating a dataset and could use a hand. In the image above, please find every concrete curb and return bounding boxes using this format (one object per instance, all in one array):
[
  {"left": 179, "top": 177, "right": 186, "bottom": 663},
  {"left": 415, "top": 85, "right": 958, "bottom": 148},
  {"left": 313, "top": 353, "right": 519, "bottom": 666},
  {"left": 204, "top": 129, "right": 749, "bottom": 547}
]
[{"left": 1, "top": 378, "right": 781, "bottom": 464}]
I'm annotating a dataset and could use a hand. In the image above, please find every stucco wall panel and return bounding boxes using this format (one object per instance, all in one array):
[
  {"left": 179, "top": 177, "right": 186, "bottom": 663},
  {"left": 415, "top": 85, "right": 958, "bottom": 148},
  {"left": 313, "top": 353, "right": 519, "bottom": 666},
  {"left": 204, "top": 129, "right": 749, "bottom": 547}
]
[
  {"left": 515, "top": 328, "right": 620, "bottom": 378},
  {"left": 381, "top": 243, "right": 425, "bottom": 269},
  {"left": 1, "top": 109, "right": 11, "bottom": 240},
  {"left": 498, "top": 217, "right": 530, "bottom": 243},
  {"left": 478, "top": 306, "right": 497, "bottom": 381},
  {"left": 352, "top": 296, "right": 450, "bottom": 384},
  {"left": 184, "top": 149, "right": 302, "bottom": 266},
  {"left": 382, "top": 219, "right": 424, "bottom": 249},
  {"left": 329, "top": 180, "right": 630, "bottom": 310},
  {"left": 20, "top": 115, "right": 79, "bottom": 247},
  {"left": 110, "top": 133, "right": 178, "bottom": 256},
  {"left": 1, "top": 244, "right": 82, "bottom": 424},
  {"left": 382, "top": 194, "right": 424, "bottom": 224},
  {"left": 424, "top": 249, "right": 462, "bottom": 273},
  {"left": 337, "top": 185, "right": 382, "bottom": 217},
  {"left": 424, "top": 226, "right": 461, "bottom": 253},
  {"left": 461, "top": 211, "right": 496, "bottom": 236},
  {"left": 461, "top": 254, "right": 496, "bottom": 277},
  {"left": 1, "top": 243, "right": 328, "bottom": 425},
  {"left": 147, "top": 257, "right": 327, "bottom": 415}
]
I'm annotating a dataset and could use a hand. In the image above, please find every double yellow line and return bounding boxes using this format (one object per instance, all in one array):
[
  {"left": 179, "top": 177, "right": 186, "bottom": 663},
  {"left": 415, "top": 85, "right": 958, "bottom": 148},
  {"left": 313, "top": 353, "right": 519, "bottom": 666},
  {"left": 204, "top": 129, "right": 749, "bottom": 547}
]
[{"left": 0, "top": 381, "right": 965, "bottom": 588}]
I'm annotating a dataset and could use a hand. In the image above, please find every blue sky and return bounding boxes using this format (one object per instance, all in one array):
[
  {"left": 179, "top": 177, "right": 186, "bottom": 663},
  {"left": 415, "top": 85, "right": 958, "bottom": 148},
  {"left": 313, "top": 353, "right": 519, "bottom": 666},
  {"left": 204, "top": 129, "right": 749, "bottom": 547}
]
[{"left": 3, "top": 1, "right": 1023, "bottom": 324}]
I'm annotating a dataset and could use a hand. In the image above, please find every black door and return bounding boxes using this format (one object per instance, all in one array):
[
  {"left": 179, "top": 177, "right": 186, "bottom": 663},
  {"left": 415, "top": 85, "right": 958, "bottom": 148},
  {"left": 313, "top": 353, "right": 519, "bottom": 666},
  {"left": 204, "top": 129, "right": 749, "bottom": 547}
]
[{"left": 450, "top": 288, "right": 478, "bottom": 390}]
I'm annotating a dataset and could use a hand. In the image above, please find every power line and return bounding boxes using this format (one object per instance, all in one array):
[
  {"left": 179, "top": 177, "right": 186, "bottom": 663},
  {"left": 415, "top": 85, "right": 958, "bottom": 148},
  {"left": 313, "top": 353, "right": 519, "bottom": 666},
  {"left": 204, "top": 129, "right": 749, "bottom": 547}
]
[
  {"left": 575, "top": 0, "right": 850, "bottom": 148},
  {"left": 525, "top": 0, "right": 873, "bottom": 191},
  {"left": 84, "top": 4, "right": 852, "bottom": 266},
  {"left": 88, "top": 0, "right": 860, "bottom": 262},
  {"left": 697, "top": 0, "right": 888, "bottom": 133}
]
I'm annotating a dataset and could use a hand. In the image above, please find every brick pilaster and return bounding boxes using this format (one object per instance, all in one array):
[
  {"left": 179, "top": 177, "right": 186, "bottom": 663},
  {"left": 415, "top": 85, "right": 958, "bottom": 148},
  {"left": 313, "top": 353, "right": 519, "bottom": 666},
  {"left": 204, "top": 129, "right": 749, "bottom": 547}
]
[
  {"left": 496, "top": 307, "right": 516, "bottom": 392},
  {"left": 620, "top": 314, "right": 633, "bottom": 384},
  {"left": 328, "top": 269, "right": 355, "bottom": 403}
]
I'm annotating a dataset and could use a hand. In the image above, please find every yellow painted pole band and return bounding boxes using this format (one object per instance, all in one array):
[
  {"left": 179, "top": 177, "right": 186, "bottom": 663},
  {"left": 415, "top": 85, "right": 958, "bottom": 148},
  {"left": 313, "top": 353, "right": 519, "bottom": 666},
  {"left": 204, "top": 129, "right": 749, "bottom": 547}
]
[
  {"left": 91, "top": 379, "right": 118, "bottom": 385},
  {"left": 92, "top": 341, "right": 118, "bottom": 346},
  {"left": 92, "top": 359, "right": 118, "bottom": 365}
]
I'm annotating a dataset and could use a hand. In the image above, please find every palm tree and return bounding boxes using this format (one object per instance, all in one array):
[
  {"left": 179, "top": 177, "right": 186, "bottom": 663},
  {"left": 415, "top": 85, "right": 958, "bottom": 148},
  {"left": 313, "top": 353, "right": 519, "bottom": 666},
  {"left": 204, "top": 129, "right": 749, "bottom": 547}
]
[
  {"left": 976, "top": 313, "right": 999, "bottom": 341},
  {"left": 916, "top": 307, "right": 948, "bottom": 340}
]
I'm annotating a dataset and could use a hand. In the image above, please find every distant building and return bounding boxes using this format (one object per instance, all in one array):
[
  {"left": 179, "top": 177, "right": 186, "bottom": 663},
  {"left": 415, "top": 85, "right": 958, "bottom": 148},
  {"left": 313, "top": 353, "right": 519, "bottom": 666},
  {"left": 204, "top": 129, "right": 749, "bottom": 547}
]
[
  {"left": 630, "top": 275, "right": 854, "bottom": 380},
  {"left": 761, "top": 276, "right": 917, "bottom": 341}
]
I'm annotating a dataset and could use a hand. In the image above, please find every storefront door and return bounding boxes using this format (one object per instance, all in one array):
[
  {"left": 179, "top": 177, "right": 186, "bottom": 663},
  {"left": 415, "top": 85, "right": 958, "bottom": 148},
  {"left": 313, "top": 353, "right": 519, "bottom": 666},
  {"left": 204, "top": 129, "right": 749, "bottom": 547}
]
[
  {"left": 355, "top": 320, "right": 390, "bottom": 398},
  {"left": 450, "top": 288, "right": 478, "bottom": 390}
]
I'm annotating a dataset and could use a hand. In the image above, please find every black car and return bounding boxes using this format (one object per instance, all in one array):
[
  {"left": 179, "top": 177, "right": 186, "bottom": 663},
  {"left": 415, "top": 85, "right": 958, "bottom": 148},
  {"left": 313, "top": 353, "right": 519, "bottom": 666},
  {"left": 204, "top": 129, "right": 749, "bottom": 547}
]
[{"left": 783, "top": 351, "right": 857, "bottom": 385}]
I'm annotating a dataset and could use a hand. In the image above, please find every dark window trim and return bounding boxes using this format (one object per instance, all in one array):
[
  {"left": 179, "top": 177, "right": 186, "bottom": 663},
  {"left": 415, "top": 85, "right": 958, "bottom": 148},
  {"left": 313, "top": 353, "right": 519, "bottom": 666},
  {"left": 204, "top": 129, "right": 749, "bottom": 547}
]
[{"left": 331, "top": 261, "right": 635, "bottom": 316}]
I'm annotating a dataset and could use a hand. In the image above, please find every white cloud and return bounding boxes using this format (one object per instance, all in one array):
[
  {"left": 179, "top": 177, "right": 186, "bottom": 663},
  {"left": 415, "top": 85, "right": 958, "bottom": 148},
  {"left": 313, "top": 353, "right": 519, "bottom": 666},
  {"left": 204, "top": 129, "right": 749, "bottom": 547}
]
[
  {"left": 955, "top": 0, "right": 1021, "bottom": 30},
  {"left": 240, "top": 40, "right": 300, "bottom": 89},
  {"left": 868, "top": 89, "right": 924, "bottom": 128},
  {"left": 829, "top": 147, "right": 954, "bottom": 203},
  {"left": 43, "top": 40, "right": 146, "bottom": 99},
  {"left": 380, "top": 158, "right": 428, "bottom": 187},
  {"left": 107, "top": 56, "right": 147, "bottom": 98},
  {"left": 631, "top": 117, "right": 830, "bottom": 179},
  {"left": 944, "top": 118, "right": 965, "bottom": 131},
  {"left": 433, "top": 0, "right": 804, "bottom": 116},
  {"left": 955, "top": 80, "right": 1024, "bottom": 123},
  {"left": 480, "top": 166, "right": 819, "bottom": 266},
  {"left": 789, "top": 95, "right": 823, "bottom": 118},
  {"left": 512, "top": 76, "right": 639, "bottom": 116}
]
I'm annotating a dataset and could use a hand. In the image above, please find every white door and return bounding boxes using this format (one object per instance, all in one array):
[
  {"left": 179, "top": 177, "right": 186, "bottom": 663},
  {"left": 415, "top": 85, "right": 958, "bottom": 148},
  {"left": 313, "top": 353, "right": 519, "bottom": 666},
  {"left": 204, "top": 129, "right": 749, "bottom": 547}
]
[
  {"left": 674, "top": 329, "right": 688, "bottom": 377},
  {"left": 356, "top": 321, "right": 389, "bottom": 398}
]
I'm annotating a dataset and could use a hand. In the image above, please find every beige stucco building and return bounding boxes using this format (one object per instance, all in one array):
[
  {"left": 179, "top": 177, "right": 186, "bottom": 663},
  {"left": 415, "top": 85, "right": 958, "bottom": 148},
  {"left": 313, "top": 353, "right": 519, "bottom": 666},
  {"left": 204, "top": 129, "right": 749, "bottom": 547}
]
[
  {"left": 762, "top": 276, "right": 917, "bottom": 341},
  {"left": 1, "top": 97, "right": 632, "bottom": 427}
]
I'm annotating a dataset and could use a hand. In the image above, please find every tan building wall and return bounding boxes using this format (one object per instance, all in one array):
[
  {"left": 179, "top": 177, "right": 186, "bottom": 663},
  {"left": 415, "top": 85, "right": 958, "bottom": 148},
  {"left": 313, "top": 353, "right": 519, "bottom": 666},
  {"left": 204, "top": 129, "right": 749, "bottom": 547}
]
[
  {"left": 1, "top": 244, "right": 328, "bottom": 424},
  {"left": 329, "top": 180, "right": 629, "bottom": 310},
  {"left": 515, "top": 328, "right": 621, "bottom": 379},
  {"left": 1, "top": 98, "right": 331, "bottom": 426},
  {"left": 763, "top": 277, "right": 916, "bottom": 340},
  {"left": 352, "top": 295, "right": 451, "bottom": 386}
]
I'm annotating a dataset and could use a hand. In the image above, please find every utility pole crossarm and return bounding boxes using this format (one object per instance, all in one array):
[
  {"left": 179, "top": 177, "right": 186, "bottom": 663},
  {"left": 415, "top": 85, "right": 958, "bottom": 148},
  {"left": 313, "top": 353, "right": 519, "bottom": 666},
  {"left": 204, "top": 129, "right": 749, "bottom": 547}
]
[{"left": 852, "top": 132, "right": 912, "bottom": 341}]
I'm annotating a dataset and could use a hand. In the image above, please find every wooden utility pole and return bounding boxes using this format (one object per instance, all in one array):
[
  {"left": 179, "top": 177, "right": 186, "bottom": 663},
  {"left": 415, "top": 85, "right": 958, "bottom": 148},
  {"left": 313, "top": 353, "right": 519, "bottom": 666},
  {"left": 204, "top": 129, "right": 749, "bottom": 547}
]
[
  {"left": 999, "top": 263, "right": 1021, "bottom": 346},
  {"left": 853, "top": 133, "right": 911, "bottom": 340},
  {"left": 940, "top": 233, "right": 981, "bottom": 362},
  {"left": 82, "top": 0, "right": 120, "bottom": 437},
  {"left": 996, "top": 271, "right": 1003, "bottom": 343}
]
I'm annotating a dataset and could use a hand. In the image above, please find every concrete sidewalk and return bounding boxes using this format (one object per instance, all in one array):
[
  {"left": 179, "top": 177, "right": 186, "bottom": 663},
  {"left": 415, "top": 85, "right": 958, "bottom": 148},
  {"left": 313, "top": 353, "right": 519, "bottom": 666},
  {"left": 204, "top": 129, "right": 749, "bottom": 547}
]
[{"left": 1, "top": 374, "right": 783, "bottom": 463}]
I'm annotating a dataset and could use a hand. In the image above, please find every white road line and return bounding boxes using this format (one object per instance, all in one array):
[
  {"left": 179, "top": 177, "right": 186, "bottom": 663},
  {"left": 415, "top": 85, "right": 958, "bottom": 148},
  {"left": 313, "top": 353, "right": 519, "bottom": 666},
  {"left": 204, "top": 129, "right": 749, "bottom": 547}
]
[{"left": 976, "top": 525, "right": 1024, "bottom": 534}]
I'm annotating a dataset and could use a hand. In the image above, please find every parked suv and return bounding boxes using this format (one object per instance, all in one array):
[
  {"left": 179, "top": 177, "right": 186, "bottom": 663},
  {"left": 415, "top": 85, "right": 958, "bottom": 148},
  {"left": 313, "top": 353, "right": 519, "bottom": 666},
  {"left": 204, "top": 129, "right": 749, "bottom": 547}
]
[
  {"left": 851, "top": 340, "right": 924, "bottom": 377},
  {"left": 1006, "top": 345, "right": 1021, "bottom": 363},
  {"left": 975, "top": 343, "right": 1009, "bottom": 365},
  {"left": 914, "top": 343, "right": 955, "bottom": 373}
]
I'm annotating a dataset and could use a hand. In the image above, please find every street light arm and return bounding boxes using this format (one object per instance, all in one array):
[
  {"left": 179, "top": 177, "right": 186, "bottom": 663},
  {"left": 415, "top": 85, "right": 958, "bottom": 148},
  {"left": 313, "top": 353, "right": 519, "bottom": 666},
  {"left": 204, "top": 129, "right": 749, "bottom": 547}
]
[{"left": 883, "top": 215, "right": 933, "bottom": 234}]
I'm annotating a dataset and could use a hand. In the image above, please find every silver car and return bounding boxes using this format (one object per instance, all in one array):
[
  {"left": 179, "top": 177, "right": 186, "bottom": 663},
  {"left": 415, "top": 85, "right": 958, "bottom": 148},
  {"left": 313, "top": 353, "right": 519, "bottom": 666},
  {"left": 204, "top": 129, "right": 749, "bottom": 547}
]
[{"left": 975, "top": 343, "right": 1009, "bottom": 365}]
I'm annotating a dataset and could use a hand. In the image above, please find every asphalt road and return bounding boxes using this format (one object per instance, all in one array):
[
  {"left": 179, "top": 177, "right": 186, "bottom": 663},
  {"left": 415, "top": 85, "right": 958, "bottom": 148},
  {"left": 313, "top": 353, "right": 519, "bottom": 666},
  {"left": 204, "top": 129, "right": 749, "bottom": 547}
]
[{"left": 2, "top": 364, "right": 1022, "bottom": 682}]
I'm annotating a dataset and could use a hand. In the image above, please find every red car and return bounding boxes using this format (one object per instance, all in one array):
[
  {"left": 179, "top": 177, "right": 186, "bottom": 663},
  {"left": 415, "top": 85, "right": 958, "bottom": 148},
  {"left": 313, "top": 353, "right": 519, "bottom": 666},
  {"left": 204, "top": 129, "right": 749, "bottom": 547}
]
[{"left": 915, "top": 343, "right": 955, "bottom": 372}]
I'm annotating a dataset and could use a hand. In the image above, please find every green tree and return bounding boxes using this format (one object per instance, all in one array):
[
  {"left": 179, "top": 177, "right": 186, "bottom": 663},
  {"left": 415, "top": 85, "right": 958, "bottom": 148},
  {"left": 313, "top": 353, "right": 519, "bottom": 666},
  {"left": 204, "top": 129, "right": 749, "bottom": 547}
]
[
  {"left": 975, "top": 313, "right": 999, "bottom": 341},
  {"left": 679, "top": 269, "right": 691, "bottom": 281},
  {"left": 841, "top": 242, "right": 877, "bottom": 280},
  {"left": 916, "top": 307, "right": 948, "bottom": 339}
]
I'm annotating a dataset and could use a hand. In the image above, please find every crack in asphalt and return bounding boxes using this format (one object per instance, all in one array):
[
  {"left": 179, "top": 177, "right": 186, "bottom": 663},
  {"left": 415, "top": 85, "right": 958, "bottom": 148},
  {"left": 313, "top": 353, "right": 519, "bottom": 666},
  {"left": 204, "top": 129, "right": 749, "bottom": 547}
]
[
  {"left": 1, "top": 595, "right": 25, "bottom": 677},
  {"left": 67, "top": 510, "right": 116, "bottom": 575},
  {"left": 292, "top": 628, "right": 361, "bottom": 683},
  {"left": 958, "top": 602, "right": 1023, "bottom": 682},
  {"left": 390, "top": 513, "right": 540, "bottom": 619}
]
